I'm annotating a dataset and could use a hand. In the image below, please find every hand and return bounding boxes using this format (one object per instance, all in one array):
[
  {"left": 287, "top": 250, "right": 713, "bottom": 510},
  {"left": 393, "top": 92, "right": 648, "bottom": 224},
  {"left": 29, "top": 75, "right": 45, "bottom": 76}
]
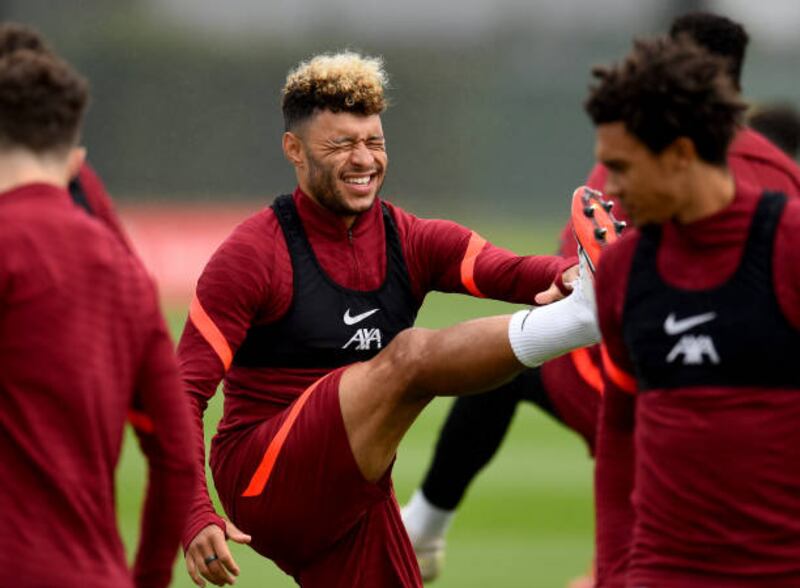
[
  {"left": 185, "top": 520, "right": 252, "bottom": 587},
  {"left": 534, "top": 264, "right": 579, "bottom": 305}
]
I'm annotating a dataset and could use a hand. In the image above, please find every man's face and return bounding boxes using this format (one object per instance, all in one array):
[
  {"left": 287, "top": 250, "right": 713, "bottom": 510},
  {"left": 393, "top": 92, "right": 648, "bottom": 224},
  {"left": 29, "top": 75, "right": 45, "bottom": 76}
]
[
  {"left": 290, "top": 110, "right": 387, "bottom": 220},
  {"left": 595, "top": 122, "right": 688, "bottom": 226}
]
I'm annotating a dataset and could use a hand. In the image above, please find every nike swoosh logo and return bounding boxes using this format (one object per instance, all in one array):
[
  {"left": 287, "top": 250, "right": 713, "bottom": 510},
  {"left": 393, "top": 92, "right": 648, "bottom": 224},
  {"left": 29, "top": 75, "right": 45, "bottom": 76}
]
[
  {"left": 663, "top": 311, "right": 717, "bottom": 335},
  {"left": 343, "top": 308, "right": 380, "bottom": 326}
]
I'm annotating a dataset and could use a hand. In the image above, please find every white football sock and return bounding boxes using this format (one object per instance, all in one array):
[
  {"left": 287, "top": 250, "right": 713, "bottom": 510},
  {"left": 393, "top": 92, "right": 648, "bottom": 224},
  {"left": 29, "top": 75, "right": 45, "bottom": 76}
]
[
  {"left": 508, "top": 255, "right": 599, "bottom": 368},
  {"left": 401, "top": 490, "right": 454, "bottom": 544}
]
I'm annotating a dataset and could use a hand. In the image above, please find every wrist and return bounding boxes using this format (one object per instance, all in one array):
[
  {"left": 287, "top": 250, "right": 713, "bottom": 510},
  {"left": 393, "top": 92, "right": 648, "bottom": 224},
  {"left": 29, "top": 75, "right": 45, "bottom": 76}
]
[{"left": 182, "top": 513, "right": 226, "bottom": 552}]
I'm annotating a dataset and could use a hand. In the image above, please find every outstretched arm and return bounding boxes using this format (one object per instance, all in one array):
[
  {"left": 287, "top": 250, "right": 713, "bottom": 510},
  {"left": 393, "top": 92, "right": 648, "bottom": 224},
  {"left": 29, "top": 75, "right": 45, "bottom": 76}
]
[{"left": 388, "top": 205, "right": 576, "bottom": 304}]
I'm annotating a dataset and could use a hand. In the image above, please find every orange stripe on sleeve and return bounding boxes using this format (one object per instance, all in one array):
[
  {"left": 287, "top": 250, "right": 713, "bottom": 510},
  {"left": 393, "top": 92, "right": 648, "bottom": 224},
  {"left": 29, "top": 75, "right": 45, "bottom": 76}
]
[
  {"left": 128, "top": 410, "right": 155, "bottom": 434},
  {"left": 460, "top": 232, "right": 487, "bottom": 298},
  {"left": 189, "top": 293, "right": 233, "bottom": 371},
  {"left": 600, "top": 344, "right": 637, "bottom": 394},
  {"left": 241, "top": 377, "right": 326, "bottom": 497},
  {"left": 570, "top": 348, "right": 604, "bottom": 395}
]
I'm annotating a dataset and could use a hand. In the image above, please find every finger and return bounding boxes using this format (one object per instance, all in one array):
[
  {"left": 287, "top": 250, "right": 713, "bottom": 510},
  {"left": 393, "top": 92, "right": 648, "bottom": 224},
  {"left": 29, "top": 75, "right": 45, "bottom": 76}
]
[
  {"left": 196, "top": 551, "right": 231, "bottom": 587},
  {"left": 185, "top": 552, "right": 206, "bottom": 587},
  {"left": 211, "top": 531, "right": 241, "bottom": 578},
  {"left": 190, "top": 526, "right": 235, "bottom": 586},
  {"left": 224, "top": 520, "right": 252, "bottom": 544},
  {"left": 193, "top": 538, "right": 233, "bottom": 587},
  {"left": 534, "top": 283, "right": 561, "bottom": 305}
]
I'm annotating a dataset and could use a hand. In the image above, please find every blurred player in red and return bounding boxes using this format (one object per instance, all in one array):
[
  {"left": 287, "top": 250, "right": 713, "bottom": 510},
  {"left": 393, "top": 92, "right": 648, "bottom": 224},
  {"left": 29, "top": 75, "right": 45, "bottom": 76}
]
[
  {"left": 0, "top": 39, "right": 195, "bottom": 588},
  {"left": 587, "top": 34, "right": 800, "bottom": 587},
  {"left": 0, "top": 22, "right": 132, "bottom": 247},
  {"left": 402, "top": 12, "right": 800, "bottom": 584},
  {"left": 748, "top": 102, "right": 800, "bottom": 160},
  {"left": 177, "top": 51, "right": 609, "bottom": 587}
]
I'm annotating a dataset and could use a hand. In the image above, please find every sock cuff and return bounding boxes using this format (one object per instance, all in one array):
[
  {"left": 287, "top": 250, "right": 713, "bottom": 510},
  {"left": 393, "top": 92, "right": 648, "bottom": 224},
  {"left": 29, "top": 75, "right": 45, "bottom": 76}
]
[
  {"left": 403, "top": 489, "right": 455, "bottom": 541},
  {"left": 507, "top": 295, "right": 599, "bottom": 368},
  {"left": 508, "top": 309, "right": 543, "bottom": 367}
]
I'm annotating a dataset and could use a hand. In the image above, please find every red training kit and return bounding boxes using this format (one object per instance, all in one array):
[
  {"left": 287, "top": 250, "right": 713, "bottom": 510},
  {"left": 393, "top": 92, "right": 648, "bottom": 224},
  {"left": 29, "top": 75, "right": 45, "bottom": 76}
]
[
  {"left": 541, "top": 127, "right": 800, "bottom": 453},
  {"left": 0, "top": 183, "right": 195, "bottom": 588},
  {"left": 178, "top": 187, "right": 571, "bottom": 584},
  {"left": 594, "top": 183, "right": 800, "bottom": 584},
  {"left": 72, "top": 162, "right": 133, "bottom": 248}
]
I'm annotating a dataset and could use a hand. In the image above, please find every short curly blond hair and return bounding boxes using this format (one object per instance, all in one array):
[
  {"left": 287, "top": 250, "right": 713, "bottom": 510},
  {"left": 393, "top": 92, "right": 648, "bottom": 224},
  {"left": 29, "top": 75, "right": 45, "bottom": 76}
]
[{"left": 282, "top": 51, "right": 388, "bottom": 131}]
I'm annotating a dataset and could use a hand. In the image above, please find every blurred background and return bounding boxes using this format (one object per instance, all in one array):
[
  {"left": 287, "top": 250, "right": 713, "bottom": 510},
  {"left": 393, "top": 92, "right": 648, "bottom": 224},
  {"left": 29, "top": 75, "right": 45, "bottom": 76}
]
[
  {"left": 3, "top": 0, "right": 799, "bottom": 302},
  {"left": 4, "top": 0, "right": 798, "bottom": 586}
]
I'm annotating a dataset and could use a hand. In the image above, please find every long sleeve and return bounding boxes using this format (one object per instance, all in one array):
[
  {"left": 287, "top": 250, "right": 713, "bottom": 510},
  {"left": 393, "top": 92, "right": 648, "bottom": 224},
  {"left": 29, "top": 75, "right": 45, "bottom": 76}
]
[
  {"left": 390, "top": 205, "right": 572, "bottom": 304},
  {"left": 593, "top": 233, "right": 639, "bottom": 588},
  {"left": 176, "top": 211, "right": 287, "bottom": 548},
  {"left": 131, "top": 312, "right": 196, "bottom": 587}
]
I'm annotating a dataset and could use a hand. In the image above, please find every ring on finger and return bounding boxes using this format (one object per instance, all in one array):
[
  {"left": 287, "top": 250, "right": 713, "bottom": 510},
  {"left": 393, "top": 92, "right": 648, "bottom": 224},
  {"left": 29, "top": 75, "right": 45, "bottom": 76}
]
[{"left": 204, "top": 554, "right": 219, "bottom": 565}]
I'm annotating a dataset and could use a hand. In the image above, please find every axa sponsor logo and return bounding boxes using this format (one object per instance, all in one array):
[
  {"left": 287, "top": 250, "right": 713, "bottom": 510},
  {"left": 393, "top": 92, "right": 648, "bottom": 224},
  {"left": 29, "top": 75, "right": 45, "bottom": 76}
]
[
  {"left": 663, "top": 312, "right": 720, "bottom": 365},
  {"left": 343, "top": 328, "right": 383, "bottom": 351},
  {"left": 666, "top": 334, "right": 720, "bottom": 365}
]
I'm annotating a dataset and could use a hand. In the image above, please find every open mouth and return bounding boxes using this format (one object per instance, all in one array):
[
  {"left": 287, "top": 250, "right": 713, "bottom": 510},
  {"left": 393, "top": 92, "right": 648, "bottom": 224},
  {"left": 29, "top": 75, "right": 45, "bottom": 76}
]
[
  {"left": 343, "top": 173, "right": 373, "bottom": 186},
  {"left": 342, "top": 172, "right": 377, "bottom": 193}
]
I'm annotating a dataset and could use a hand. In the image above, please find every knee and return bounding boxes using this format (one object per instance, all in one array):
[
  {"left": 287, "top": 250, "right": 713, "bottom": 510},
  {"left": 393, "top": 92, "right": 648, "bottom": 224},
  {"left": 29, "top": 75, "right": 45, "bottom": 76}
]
[{"left": 379, "top": 327, "right": 434, "bottom": 393}]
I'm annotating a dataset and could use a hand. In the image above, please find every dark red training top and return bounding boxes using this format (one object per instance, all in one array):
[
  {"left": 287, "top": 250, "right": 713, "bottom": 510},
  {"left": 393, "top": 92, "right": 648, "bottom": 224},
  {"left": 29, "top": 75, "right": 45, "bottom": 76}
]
[
  {"left": 541, "top": 127, "right": 800, "bottom": 453},
  {"left": 594, "top": 181, "right": 800, "bottom": 587},
  {"left": 71, "top": 162, "right": 132, "bottom": 249},
  {"left": 177, "top": 187, "right": 572, "bottom": 545},
  {"left": 0, "top": 183, "right": 195, "bottom": 588}
]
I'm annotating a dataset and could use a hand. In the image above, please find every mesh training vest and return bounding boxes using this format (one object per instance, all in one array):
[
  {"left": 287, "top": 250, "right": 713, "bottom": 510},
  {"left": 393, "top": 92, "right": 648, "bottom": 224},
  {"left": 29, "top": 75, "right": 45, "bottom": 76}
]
[
  {"left": 622, "top": 192, "right": 800, "bottom": 391},
  {"left": 234, "top": 195, "right": 419, "bottom": 369}
]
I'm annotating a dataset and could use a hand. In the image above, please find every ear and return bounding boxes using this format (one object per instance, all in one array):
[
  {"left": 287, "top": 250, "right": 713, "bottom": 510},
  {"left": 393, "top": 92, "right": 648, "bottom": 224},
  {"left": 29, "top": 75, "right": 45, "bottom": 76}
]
[
  {"left": 282, "top": 132, "right": 305, "bottom": 167},
  {"left": 66, "top": 146, "right": 87, "bottom": 181},
  {"left": 663, "top": 137, "right": 697, "bottom": 170}
]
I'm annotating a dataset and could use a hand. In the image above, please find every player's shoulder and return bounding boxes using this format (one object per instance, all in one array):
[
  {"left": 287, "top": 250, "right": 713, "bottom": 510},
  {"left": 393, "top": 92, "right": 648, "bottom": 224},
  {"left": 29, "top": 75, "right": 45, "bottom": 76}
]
[
  {"left": 377, "top": 196, "right": 416, "bottom": 224},
  {"left": 197, "top": 201, "right": 286, "bottom": 289},
  {"left": 218, "top": 203, "right": 282, "bottom": 252},
  {"left": 76, "top": 161, "right": 105, "bottom": 193},
  {"left": 379, "top": 197, "right": 470, "bottom": 239},
  {"left": 374, "top": 197, "right": 428, "bottom": 239},
  {"left": 732, "top": 129, "right": 800, "bottom": 176},
  {"left": 0, "top": 185, "right": 96, "bottom": 243},
  {"left": 731, "top": 127, "right": 779, "bottom": 158}
]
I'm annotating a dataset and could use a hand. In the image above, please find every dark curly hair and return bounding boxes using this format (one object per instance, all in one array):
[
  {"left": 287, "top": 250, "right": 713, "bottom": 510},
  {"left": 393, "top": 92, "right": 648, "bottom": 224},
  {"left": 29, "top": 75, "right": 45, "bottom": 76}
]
[
  {"left": 0, "top": 22, "right": 51, "bottom": 58},
  {"left": 585, "top": 36, "right": 746, "bottom": 165},
  {"left": 670, "top": 12, "right": 748, "bottom": 90},
  {"left": 0, "top": 49, "right": 88, "bottom": 153}
]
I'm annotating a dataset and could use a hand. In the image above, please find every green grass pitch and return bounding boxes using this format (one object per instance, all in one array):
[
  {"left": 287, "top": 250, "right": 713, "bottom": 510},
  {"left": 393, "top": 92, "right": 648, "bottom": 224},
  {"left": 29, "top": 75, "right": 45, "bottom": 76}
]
[{"left": 114, "top": 218, "right": 595, "bottom": 587}]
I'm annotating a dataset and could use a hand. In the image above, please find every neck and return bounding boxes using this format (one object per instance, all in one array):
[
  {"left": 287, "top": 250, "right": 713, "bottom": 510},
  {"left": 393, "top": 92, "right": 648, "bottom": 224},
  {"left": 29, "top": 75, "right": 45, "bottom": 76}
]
[
  {"left": 674, "top": 162, "right": 736, "bottom": 224},
  {"left": 298, "top": 185, "right": 359, "bottom": 229},
  {"left": 339, "top": 213, "right": 357, "bottom": 229},
  {"left": 0, "top": 148, "right": 70, "bottom": 195}
]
